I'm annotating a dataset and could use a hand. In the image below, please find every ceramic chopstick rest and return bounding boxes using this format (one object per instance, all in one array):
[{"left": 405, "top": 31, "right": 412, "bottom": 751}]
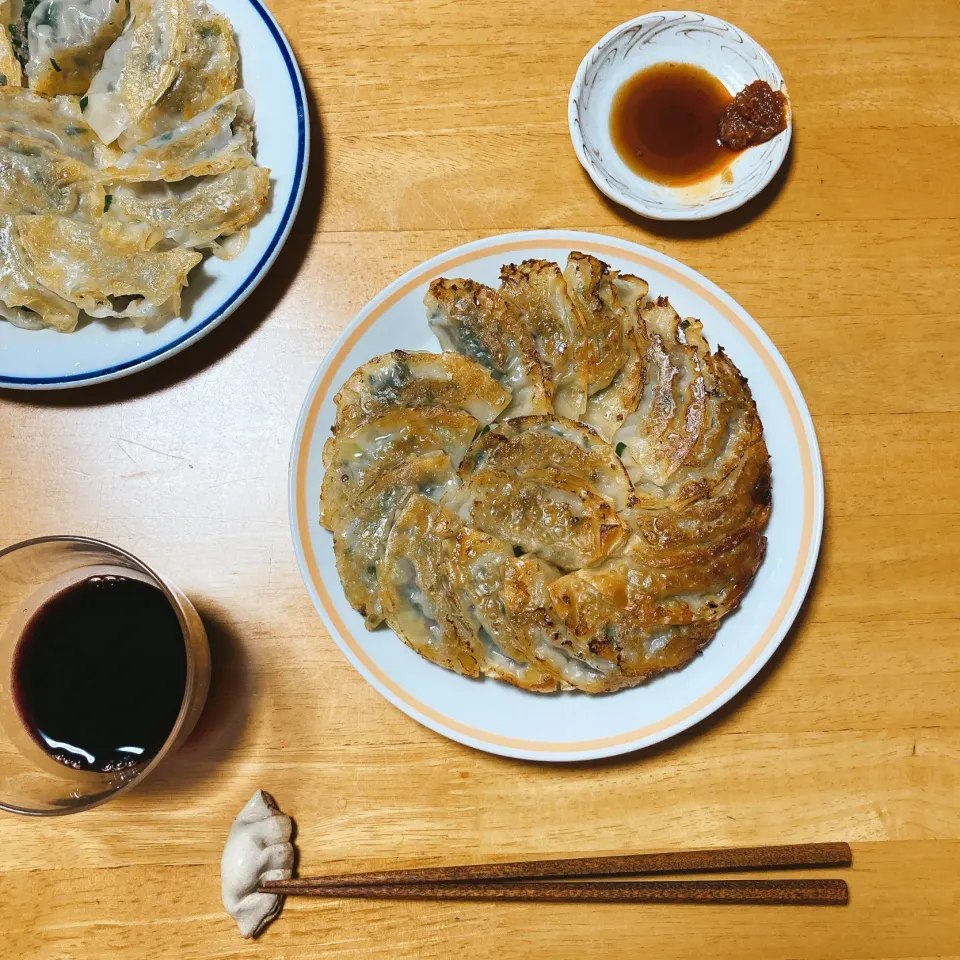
[{"left": 221, "top": 790, "right": 295, "bottom": 938}]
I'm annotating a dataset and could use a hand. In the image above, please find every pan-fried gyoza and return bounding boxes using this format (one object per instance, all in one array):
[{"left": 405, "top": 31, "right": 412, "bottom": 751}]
[
  {"left": 0, "top": 0, "right": 269, "bottom": 334},
  {"left": 320, "top": 252, "right": 771, "bottom": 695}
]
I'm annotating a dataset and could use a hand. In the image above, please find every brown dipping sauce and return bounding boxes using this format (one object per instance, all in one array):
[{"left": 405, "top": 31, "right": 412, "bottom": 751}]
[{"left": 609, "top": 63, "right": 787, "bottom": 187}]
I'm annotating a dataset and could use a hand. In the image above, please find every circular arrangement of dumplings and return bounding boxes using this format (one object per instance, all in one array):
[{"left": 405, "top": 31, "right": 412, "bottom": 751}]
[
  {"left": 321, "top": 252, "right": 772, "bottom": 694},
  {"left": 0, "top": 0, "right": 269, "bottom": 332}
]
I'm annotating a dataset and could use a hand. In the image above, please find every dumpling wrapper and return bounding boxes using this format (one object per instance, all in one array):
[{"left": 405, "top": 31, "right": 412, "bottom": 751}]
[
  {"left": 16, "top": 213, "right": 202, "bottom": 325},
  {"left": 425, "top": 277, "right": 551, "bottom": 418},
  {"left": 581, "top": 272, "right": 650, "bottom": 442},
  {"left": 443, "top": 513, "right": 560, "bottom": 692},
  {"left": 563, "top": 252, "right": 631, "bottom": 395},
  {"left": 543, "top": 535, "right": 767, "bottom": 689},
  {"left": 0, "top": 17, "right": 23, "bottom": 87},
  {"left": 333, "top": 451, "right": 459, "bottom": 628},
  {"left": 459, "top": 414, "right": 633, "bottom": 511},
  {"left": 84, "top": 0, "right": 188, "bottom": 146},
  {"left": 102, "top": 165, "right": 269, "bottom": 258},
  {"left": 122, "top": 0, "right": 238, "bottom": 148},
  {"left": 379, "top": 495, "right": 482, "bottom": 678},
  {"left": 319, "top": 405, "right": 478, "bottom": 531},
  {"left": 333, "top": 349, "right": 511, "bottom": 435},
  {"left": 441, "top": 467, "right": 627, "bottom": 571},
  {"left": 545, "top": 564, "right": 718, "bottom": 690},
  {"left": 499, "top": 259, "right": 591, "bottom": 419},
  {"left": 0, "top": 86, "right": 118, "bottom": 166},
  {"left": 0, "top": 129, "right": 105, "bottom": 219},
  {"left": 26, "top": 0, "right": 128, "bottom": 96},
  {"left": 502, "top": 556, "right": 621, "bottom": 694},
  {"left": 614, "top": 297, "right": 713, "bottom": 493},
  {"left": 622, "top": 348, "right": 771, "bottom": 563},
  {"left": 106, "top": 89, "right": 255, "bottom": 182},
  {"left": 0, "top": 214, "right": 78, "bottom": 330},
  {"left": 221, "top": 790, "right": 294, "bottom": 940}
]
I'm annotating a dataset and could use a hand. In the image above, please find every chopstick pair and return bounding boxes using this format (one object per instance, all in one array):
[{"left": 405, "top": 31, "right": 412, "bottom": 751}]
[{"left": 262, "top": 842, "right": 851, "bottom": 906}]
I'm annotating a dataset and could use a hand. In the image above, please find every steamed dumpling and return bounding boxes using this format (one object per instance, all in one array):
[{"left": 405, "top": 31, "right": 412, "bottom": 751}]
[
  {"left": 102, "top": 165, "right": 269, "bottom": 257},
  {"left": 319, "top": 406, "right": 478, "bottom": 531},
  {"left": 458, "top": 414, "right": 633, "bottom": 510},
  {"left": 333, "top": 452, "right": 459, "bottom": 628},
  {"left": 26, "top": 0, "right": 128, "bottom": 96},
  {"left": 106, "top": 89, "right": 255, "bottom": 181},
  {"left": 425, "top": 277, "right": 551, "bottom": 418},
  {"left": 121, "top": 0, "right": 238, "bottom": 147},
  {"left": 84, "top": 0, "right": 188, "bottom": 145},
  {"left": 499, "top": 258, "right": 591, "bottom": 419},
  {"left": 333, "top": 349, "right": 511, "bottom": 434},
  {"left": 441, "top": 467, "right": 626, "bottom": 571},
  {"left": 15, "top": 213, "right": 202, "bottom": 324},
  {"left": 0, "top": 213, "right": 78, "bottom": 330}
]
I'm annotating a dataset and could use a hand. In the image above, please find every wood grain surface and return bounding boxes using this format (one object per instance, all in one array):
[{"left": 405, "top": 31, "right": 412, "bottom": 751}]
[{"left": 2, "top": 0, "right": 959, "bottom": 957}]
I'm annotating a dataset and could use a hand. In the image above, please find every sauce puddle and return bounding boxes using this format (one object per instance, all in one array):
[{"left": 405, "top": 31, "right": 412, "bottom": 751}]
[{"left": 609, "top": 62, "right": 734, "bottom": 187}]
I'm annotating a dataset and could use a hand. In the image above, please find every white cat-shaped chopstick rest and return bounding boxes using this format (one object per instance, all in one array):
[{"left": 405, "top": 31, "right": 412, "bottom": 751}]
[{"left": 221, "top": 790, "right": 295, "bottom": 938}]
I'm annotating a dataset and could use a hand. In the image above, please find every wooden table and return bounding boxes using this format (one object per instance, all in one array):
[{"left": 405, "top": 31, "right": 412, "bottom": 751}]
[{"left": 3, "top": 0, "right": 959, "bottom": 956}]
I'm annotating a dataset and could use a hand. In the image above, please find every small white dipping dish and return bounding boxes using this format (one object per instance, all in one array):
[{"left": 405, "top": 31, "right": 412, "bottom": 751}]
[{"left": 568, "top": 11, "right": 792, "bottom": 221}]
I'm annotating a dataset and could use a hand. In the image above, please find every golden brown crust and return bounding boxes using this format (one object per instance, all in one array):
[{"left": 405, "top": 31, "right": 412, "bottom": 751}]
[{"left": 321, "top": 253, "right": 771, "bottom": 694}]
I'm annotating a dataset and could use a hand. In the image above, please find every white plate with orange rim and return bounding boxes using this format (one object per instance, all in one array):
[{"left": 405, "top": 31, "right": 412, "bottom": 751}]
[
  {"left": 0, "top": 0, "right": 308, "bottom": 390},
  {"left": 289, "top": 230, "right": 822, "bottom": 762},
  {"left": 569, "top": 11, "right": 791, "bottom": 221}
]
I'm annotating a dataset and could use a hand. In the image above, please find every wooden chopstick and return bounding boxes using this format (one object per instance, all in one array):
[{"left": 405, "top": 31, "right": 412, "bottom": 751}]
[
  {"left": 262, "top": 878, "right": 849, "bottom": 906},
  {"left": 261, "top": 842, "right": 851, "bottom": 891}
]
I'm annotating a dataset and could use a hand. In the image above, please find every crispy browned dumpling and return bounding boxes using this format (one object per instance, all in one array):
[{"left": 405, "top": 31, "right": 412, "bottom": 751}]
[
  {"left": 442, "top": 467, "right": 626, "bottom": 571},
  {"left": 122, "top": 1, "right": 239, "bottom": 148},
  {"left": 547, "top": 532, "right": 767, "bottom": 685},
  {"left": 425, "top": 277, "right": 551, "bottom": 418},
  {"left": 333, "top": 452, "right": 459, "bottom": 628},
  {"left": 0, "top": 131, "right": 104, "bottom": 220},
  {"left": 502, "top": 557, "right": 622, "bottom": 693},
  {"left": 459, "top": 414, "right": 632, "bottom": 510},
  {"left": 378, "top": 494, "right": 561, "bottom": 691},
  {"left": 25, "top": 0, "right": 129, "bottom": 97},
  {"left": 0, "top": 23, "right": 23, "bottom": 88},
  {"left": 322, "top": 252, "right": 771, "bottom": 695},
  {"left": 446, "top": 520, "right": 560, "bottom": 692},
  {"left": 379, "top": 495, "right": 482, "bottom": 678},
  {"left": 581, "top": 272, "right": 650, "bottom": 442},
  {"left": 564, "top": 252, "right": 630, "bottom": 395},
  {"left": 16, "top": 214, "right": 202, "bottom": 325},
  {"left": 319, "top": 406, "right": 478, "bottom": 531},
  {"left": 499, "top": 259, "right": 591, "bottom": 419},
  {"left": 333, "top": 349, "right": 511, "bottom": 435},
  {"left": 0, "top": 0, "right": 269, "bottom": 339},
  {"left": 0, "top": 214, "right": 79, "bottom": 331}
]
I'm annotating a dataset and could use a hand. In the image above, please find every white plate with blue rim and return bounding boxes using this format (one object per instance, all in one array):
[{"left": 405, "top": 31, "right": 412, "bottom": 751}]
[
  {"left": 569, "top": 11, "right": 791, "bottom": 221},
  {"left": 0, "top": 0, "right": 308, "bottom": 390}
]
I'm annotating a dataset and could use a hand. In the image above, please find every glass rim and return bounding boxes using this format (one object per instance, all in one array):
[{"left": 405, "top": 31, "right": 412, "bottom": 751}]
[{"left": 0, "top": 534, "right": 203, "bottom": 817}]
